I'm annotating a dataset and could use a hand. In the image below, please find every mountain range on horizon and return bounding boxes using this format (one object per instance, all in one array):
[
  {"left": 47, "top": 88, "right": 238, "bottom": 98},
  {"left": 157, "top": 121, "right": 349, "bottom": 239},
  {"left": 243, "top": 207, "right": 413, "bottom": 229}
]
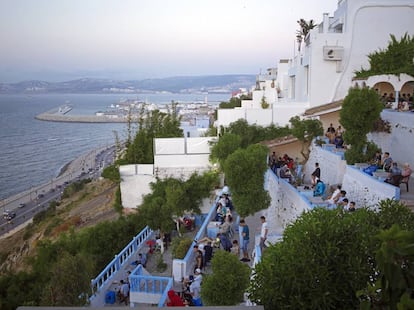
[{"left": 0, "top": 74, "right": 256, "bottom": 94}]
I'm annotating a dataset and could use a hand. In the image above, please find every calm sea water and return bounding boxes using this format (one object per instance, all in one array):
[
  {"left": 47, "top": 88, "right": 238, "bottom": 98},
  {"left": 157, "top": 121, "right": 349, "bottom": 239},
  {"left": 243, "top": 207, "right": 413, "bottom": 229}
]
[{"left": 0, "top": 93, "right": 230, "bottom": 200}]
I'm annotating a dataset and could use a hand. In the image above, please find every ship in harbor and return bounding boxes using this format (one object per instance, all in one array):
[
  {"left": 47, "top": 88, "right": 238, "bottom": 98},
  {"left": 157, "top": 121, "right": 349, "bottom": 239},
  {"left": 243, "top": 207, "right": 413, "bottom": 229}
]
[{"left": 58, "top": 104, "right": 73, "bottom": 114}]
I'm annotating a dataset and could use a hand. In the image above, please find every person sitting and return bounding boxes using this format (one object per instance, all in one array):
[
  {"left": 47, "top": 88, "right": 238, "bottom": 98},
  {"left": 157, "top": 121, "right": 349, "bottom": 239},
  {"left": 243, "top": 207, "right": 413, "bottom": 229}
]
[
  {"left": 336, "top": 190, "right": 347, "bottom": 207},
  {"left": 166, "top": 289, "right": 185, "bottom": 307},
  {"left": 382, "top": 152, "right": 393, "bottom": 172},
  {"left": 371, "top": 151, "right": 382, "bottom": 168},
  {"left": 313, "top": 179, "right": 326, "bottom": 197},
  {"left": 385, "top": 162, "right": 402, "bottom": 186},
  {"left": 402, "top": 163, "right": 412, "bottom": 179},
  {"left": 118, "top": 280, "right": 130, "bottom": 305},
  {"left": 325, "top": 185, "right": 342, "bottom": 204},
  {"left": 214, "top": 202, "right": 225, "bottom": 223},
  {"left": 344, "top": 201, "right": 356, "bottom": 212},
  {"left": 134, "top": 253, "right": 147, "bottom": 268},
  {"left": 334, "top": 135, "right": 344, "bottom": 148},
  {"left": 230, "top": 239, "right": 240, "bottom": 256},
  {"left": 279, "top": 164, "right": 292, "bottom": 183},
  {"left": 338, "top": 197, "right": 349, "bottom": 208}
]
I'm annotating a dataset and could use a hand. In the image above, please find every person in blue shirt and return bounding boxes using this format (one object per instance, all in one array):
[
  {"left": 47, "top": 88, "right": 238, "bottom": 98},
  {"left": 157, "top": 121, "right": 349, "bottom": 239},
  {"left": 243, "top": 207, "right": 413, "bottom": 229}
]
[
  {"left": 313, "top": 179, "right": 326, "bottom": 197},
  {"left": 239, "top": 219, "right": 250, "bottom": 262}
]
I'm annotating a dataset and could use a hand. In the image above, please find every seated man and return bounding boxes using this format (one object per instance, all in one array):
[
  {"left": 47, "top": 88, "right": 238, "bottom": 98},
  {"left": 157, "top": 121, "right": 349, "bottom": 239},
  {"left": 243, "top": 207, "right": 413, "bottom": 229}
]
[
  {"left": 325, "top": 185, "right": 342, "bottom": 204},
  {"left": 336, "top": 190, "right": 347, "bottom": 207},
  {"left": 382, "top": 152, "right": 393, "bottom": 172},
  {"left": 385, "top": 162, "right": 402, "bottom": 186},
  {"left": 313, "top": 179, "right": 326, "bottom": 197},
  {"left": 337, "top": 197, "right": 349, "bottom": 208},
  {"left": 118, "top": 280, "right": 130, "bottom": 305},
  {"left": 279, "top": 164, "right": 292, "bottom": 183}
]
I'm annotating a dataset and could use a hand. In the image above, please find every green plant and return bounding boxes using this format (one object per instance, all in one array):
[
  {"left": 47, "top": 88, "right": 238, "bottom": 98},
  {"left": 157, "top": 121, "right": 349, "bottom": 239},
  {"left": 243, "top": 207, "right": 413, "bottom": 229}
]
[
  {"left": 261, "top": 96, "right": 269, "bottom": 109},
  {"left": 156, "top": 253, "right": 167, "bottom": 272},
  {"left": 340, "top": 86, "right": 383, "bottom": 164},
  {"left": 248, "top": 201, "right": 414, "bottom": 310},
  {"left": 201, "top": 251, "right": 250, "bottom": 306},
  {"left": 289, "top": 116, "right": 324, "bottom": 162},
  {"left": 171, "top": 237, "right": 193, "bottom": 259},
  {"left": 355, "top": 33, "right": 414, "bottom": 78}
]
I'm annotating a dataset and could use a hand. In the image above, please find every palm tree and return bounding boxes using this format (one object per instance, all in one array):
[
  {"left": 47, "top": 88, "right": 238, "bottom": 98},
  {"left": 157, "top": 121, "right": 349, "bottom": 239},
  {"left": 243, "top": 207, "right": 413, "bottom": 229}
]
[{"left": 296, "top": 18, "right": 316, "bottom": 52}]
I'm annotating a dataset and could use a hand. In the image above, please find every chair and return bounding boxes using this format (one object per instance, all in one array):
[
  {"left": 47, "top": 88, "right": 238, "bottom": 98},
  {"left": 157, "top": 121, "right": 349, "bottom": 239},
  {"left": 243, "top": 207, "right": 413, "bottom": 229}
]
[{"left": 399, "top": 175, "right": 410, "bottom": 192}]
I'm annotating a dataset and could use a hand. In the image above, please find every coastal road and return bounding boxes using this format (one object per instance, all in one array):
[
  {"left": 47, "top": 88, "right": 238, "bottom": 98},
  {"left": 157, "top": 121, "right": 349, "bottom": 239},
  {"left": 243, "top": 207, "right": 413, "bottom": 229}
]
[{"left": 0, "top": 145, "right": 116, "bottom": 237}]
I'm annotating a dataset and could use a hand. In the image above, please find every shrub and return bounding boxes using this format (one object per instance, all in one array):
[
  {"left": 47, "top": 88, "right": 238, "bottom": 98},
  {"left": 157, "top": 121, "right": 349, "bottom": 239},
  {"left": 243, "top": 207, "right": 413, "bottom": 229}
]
[
  {"left": 171, "top": 237, "right": 193, "bottom": 259},
  {"left": 201, "top": 250, "right": 250, "bottom": 306}
]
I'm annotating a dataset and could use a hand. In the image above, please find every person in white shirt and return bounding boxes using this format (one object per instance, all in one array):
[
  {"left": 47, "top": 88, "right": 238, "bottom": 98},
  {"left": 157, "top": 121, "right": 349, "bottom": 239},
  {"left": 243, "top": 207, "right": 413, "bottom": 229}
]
[{"left": 260, "top": 216, "right": 268, "bottom": 251}]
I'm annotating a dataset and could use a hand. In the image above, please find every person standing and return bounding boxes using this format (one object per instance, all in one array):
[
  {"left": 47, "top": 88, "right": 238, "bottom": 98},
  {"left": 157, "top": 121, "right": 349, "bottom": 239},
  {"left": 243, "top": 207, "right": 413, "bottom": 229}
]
[
  {"left": 311, "top": 162, "right": 321, "bottom": 187},
  {"left": 260, "top": 216, "right": 268, "bottom": 251},
  {"left": 239, "top": 219, "right": 250, "bottom": 262}
]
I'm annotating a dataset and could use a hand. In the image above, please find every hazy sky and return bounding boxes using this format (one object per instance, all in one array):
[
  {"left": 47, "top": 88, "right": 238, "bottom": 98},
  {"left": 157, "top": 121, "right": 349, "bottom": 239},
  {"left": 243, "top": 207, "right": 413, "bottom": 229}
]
[{"left": 0, "top": 0, "right": 338, "bottom": 82}]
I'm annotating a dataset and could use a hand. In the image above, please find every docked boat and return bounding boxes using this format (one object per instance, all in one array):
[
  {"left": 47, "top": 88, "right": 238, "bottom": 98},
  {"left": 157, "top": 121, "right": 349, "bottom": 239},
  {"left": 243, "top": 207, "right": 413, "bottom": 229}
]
[{"left": 58, "top": 104, "right": 73, "bottom": 114}]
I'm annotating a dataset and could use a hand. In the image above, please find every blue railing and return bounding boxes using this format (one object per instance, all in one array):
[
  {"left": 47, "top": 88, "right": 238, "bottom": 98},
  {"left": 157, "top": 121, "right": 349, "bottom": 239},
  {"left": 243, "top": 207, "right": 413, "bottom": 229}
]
[{"left": 90, "top": 225, "right": 153, "bottom": 299}]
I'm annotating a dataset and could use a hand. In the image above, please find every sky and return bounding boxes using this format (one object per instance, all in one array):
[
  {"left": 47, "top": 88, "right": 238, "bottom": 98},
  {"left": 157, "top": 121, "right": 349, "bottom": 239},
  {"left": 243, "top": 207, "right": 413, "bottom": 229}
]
[{"left": 0, "top": 0, "right": 338, "bottom": 82}]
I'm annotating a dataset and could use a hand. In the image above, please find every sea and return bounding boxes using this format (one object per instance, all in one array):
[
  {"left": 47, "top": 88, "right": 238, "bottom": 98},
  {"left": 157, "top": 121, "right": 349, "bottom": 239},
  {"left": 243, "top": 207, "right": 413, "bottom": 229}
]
[{"left": 0, "top": 92, "right": 230, "bottom": 200}]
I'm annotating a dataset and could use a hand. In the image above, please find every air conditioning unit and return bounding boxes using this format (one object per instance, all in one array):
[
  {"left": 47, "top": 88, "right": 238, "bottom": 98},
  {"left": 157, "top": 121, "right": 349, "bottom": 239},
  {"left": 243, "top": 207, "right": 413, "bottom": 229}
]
[{"left": 323, "top": 46, "right": 344, "bottom": 61}]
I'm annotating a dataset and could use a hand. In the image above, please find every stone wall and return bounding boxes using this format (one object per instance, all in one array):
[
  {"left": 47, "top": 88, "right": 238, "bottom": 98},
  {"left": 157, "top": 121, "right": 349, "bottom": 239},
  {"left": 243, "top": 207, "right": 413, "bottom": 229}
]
[{"left": 303, "top": 143, "right": 347, "bottom": 187}]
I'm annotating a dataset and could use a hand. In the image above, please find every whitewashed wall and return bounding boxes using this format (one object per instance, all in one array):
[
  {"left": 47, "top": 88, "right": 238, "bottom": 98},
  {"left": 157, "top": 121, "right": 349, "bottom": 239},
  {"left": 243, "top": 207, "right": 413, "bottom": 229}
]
[
  {"left": 342, "top": 166, "right": 400, "bottom": 209},
  {"left": 303, "top": 143, "right": 347, "bottom": 186},
  {"left": 265, "top": 171, "right": 311, "bottom": 232},
  {"left": 368, "top": 110, "right": 414, "bottom": 166}
]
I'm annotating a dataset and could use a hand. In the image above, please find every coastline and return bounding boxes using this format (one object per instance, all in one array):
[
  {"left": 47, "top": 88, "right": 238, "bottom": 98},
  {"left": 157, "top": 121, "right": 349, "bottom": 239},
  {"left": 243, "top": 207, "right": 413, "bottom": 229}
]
[{"left": 1, "top": 145, "right": 112, "bottom": 209}]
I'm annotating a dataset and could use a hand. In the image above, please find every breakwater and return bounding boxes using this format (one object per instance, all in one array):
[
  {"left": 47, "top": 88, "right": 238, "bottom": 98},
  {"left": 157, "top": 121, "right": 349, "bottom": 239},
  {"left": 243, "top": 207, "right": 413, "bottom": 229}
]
[{"left": 35, "top": 109, "right": 128, "bottom": 123}]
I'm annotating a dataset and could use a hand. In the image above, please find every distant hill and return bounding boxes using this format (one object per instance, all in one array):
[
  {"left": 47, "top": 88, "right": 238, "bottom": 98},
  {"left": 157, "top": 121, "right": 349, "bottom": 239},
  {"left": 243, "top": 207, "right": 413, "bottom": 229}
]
[{"left": 0, "top": 75, "right": 256, "bottom": 94}]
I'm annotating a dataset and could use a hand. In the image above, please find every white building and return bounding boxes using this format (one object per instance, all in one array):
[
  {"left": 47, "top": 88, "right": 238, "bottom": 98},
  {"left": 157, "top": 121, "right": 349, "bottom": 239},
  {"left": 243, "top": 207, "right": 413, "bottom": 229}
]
[{"left": 216, "top": 0, "right": 414, "bottom": 128}]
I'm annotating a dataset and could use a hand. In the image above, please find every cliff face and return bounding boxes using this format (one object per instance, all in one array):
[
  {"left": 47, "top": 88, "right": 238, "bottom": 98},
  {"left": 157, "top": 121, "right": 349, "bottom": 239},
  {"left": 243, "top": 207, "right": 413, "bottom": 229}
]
[{"left": 0, "top": 179, "right": 119, "bottom": 274}]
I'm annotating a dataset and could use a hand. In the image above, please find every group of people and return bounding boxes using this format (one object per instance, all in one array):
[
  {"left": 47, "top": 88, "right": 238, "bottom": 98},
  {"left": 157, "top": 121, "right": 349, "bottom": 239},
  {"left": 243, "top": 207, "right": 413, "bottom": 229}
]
[
  {"left": 167, "top": 268, "right": 204, "bottom": 307},
  {"left": 380, "top": 92, "right": 413, "bottom": 111},
  {"left": 269, "top": 152, "right": 297, "bottom": 179},
  {"left": 324, "top": 185, "right": 356, "bottom": 211},
  {"left": 325, "top": 123, "right": 344, "bottom": 148},
  {"left": 370, "top": 151, "right": 412, "bottom": 187},
  {"left": 308, "top": 162, "right": 356, "bottom": 211}
]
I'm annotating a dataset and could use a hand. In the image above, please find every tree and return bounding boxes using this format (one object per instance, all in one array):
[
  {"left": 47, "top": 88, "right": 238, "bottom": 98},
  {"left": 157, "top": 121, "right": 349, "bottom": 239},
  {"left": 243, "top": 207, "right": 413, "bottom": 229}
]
[
  {"left": 296, "top": 18, "right": 316, "bottom": 52},
  {"left": 355, "top": 33, "right": 414, "bottom": 78},
  {"left": 138, "top": 172, "right": 218, "bottom": 236},
  {"left": 209, "top": 133, "right": 241, "bottom": 170},
  {"left": 358, "top": 225, "right": 414, "bottom": 310},
  {"left": 201, "top": 251, "right": 250, "bottom": 306},
  {"left": 340, "top": 86, "right": 383, "bottom": 164},
  {"left": 224, "top": 144, "right": 270, "bottom": 217},
  {"left": 40, "top": 252, "right": 94, "bottom": 306},
  {"left": 289, "top": 116, "right": 323, "bottom": 162},
  {"left": 124, "top": 104, "right": 183, "bottom": 164},
  {"left": 248, "top": 202, "right": 414, "bottom": 310}
]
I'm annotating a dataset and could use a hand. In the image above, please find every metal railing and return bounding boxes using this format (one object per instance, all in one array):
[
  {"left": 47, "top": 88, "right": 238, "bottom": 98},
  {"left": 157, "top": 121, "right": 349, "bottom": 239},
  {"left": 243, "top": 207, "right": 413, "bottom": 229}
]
[{"left": 89, "top": 225, "right": 153, "bottom": 299}]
